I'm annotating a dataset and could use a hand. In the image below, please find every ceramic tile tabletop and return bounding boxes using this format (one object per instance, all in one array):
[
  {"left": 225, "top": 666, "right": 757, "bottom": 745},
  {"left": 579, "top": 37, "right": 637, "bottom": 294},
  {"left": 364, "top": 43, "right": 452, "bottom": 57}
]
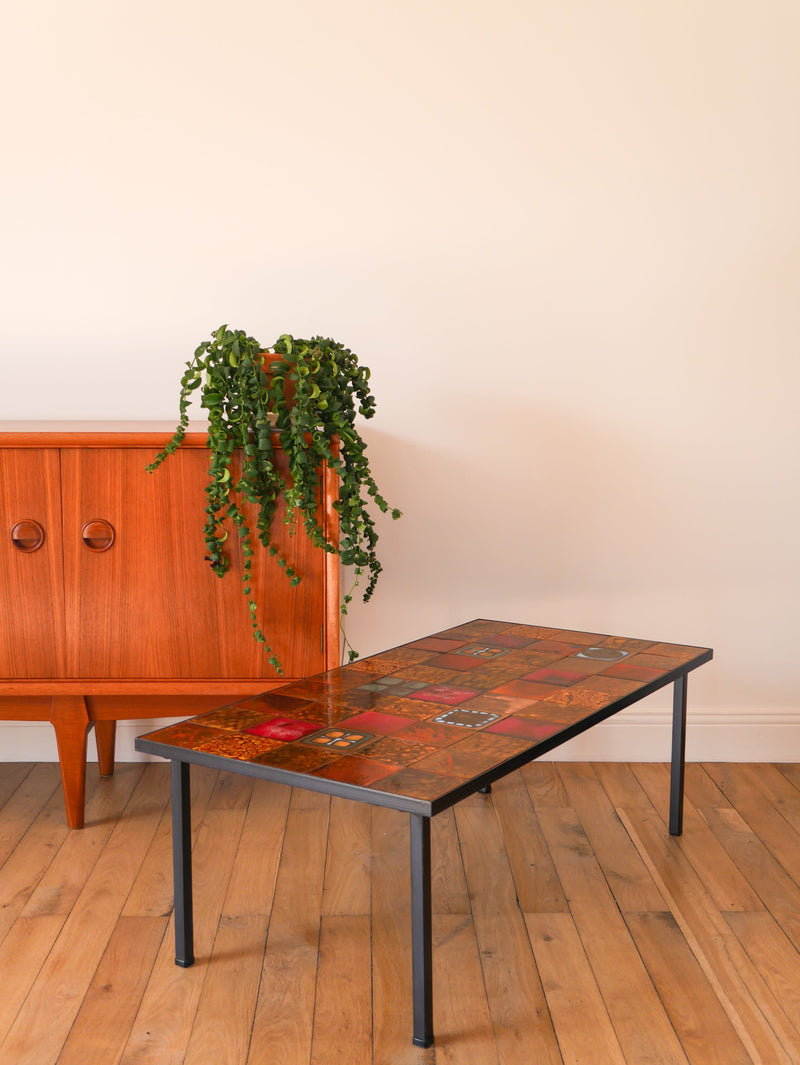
[{"left": 138, "top": 619, "right": 712, "bottom": 810}]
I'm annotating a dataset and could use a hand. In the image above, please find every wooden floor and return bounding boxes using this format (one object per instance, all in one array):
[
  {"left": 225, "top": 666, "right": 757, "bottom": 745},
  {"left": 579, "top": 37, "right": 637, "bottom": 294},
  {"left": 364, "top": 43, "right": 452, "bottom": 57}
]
[{"left": 2, "top": 761, "right": 800, "bottom": 1065}]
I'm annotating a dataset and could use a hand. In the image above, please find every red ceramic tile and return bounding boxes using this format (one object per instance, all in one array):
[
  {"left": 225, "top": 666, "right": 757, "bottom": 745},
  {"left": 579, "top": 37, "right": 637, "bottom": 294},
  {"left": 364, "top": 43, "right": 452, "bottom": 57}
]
[
  {"left": 245, "top": 717, "right": 322, "bottom": 741},
  {"left": 338, "top": 711, "right": 413, "bottom": 735},
  {"left": 523, "top": 668, "right": 591, "bottom": 686}
]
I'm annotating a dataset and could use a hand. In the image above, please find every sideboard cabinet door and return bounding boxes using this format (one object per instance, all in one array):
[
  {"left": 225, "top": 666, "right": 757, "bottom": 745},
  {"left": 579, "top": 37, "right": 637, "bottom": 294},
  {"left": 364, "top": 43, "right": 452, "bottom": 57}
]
[
  {"left": 59, "top": 447, "right": 328, "bottom": 680},
  {"left": 0, "top": 449, "right": 66, "bottom": 678}
]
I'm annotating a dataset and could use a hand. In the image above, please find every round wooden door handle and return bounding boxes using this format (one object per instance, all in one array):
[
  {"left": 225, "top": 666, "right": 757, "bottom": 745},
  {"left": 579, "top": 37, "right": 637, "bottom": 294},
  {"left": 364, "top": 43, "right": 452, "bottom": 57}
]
[
  {"left": 11, "top": 519, "right": 45, "bottom": 552},
  {"left": 81, "top": 519, "right": 115, "bottom": 552}
]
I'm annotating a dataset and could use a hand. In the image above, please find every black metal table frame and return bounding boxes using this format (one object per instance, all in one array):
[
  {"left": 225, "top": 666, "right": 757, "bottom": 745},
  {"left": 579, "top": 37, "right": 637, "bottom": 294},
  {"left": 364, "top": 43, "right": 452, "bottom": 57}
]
[{"left": 138, "top": 659, "right": 707, "bottom": 1048}]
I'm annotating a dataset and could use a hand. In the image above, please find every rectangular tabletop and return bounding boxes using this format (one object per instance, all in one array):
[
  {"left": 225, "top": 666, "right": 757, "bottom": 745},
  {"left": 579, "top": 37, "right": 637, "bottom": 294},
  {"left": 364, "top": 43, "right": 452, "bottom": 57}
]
[{"left": 136, "top": 618, "right": 712, "bottom": 810}]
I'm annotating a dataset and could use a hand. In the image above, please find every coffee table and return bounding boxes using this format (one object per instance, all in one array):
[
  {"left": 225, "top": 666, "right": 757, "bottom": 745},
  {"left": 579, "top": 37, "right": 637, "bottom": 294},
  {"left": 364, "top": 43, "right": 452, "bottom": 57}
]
[{"left": 135, "top": 618, "right": 712, "bottom": 1047}]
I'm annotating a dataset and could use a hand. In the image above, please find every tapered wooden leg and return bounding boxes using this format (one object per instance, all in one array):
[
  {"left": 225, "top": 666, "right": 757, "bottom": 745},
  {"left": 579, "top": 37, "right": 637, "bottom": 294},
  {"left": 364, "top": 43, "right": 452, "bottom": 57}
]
[
  {"left": 94, "top": 720, "right": 117, "bottom": 777},
  {"left": 49, "top": 696, "right": 91, "bottom": 830}
]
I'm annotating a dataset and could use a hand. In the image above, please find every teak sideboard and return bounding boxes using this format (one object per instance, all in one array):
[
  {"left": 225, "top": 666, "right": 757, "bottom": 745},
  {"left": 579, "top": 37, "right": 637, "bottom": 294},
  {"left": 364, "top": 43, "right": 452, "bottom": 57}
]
[{"left": 0, "top": 422, "right": 340, "bottom": 827}]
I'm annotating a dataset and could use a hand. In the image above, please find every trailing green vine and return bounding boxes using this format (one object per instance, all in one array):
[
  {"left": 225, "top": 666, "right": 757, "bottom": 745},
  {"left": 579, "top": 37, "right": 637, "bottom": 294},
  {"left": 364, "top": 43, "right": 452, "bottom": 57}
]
[{"left": 147, "top": 325, "right": 401, "bottom": 674}]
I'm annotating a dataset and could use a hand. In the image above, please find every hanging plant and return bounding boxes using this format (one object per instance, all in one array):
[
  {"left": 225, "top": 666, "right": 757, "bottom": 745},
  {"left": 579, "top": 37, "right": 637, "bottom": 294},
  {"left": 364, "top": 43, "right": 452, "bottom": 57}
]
[{"left": 147, "top": 325, "right": 401, "bottom": 673}]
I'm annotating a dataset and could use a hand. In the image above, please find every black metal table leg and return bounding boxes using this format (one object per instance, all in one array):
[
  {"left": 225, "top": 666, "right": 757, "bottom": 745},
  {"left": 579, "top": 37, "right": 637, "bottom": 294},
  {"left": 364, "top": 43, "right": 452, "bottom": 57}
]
[
  {"left": 409, "top": 813, "right": 433, "bottom": 1047},
  {"left": 669, "top": 673, "right": 688, "bottom": 836},
  {"left": 171, "top": 759, "right": 194, "bottom": 966}
]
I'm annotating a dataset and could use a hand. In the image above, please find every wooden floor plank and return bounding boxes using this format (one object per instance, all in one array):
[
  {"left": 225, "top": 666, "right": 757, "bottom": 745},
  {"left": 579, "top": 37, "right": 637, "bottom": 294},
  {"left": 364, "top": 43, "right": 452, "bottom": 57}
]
[
  {"left": 0, "top": 763, "right": 63, "bottom": 867},
  {"left": 525, "top": 912, "right": 627, "bottom": 1065},
  {"left": 490, "top": 771, "right": 568, "bottom": 914},
  {"left": 520, "top": 761, "right": 570, "bottom": 807},
  {"left": 704, "top": 763, "right": 800, "bottom": 890},
  {"left": 122, "top": 764, "right": 218, "bottom": 918},
  {"left": 56, "top": 915, "right": 167, "bottom": 1065},
  {"left": 725, "top": 910, "right": 800, "bottom": 1035},
  {"left": 432, "top": 914, "right": 499, "bottom": 1065},
  {"left": 246, "top": 788, "right": 330, "bottom": 1065},
  {"left": 118, "top": 772, "right": 255, "bottom": 1065},
  {"left": 183, "top": 914, "right": 269, "bottom": 1065},
  {"left": 321, "top": 796, "right": 371, "bottom": 917},
  {"left": 0, "top": 915, "right": 64, "bottom": 1045},
  {"left": 536, "top": 805, "right": 690, "bottom": 1065},
  {"left": 620, "top": 803, "right": 799, "bottom": 1065},
  {"left": 625, "top": 911, "right": 753, "bottom": 1065},
  {"left": 222, "top": 777, "right": 291, "bottom": 920},
  {"left": 455, "top": 795, "right": 563, "bottom": 1065},
  {"left": 556, "top": 762, "right": 665, "bottom": 913},
  {"left": 431, "top": 807, "right": 471, "bottom": 916},
  {"left": 0, "top": 763, "right": 34, "bottom": 811},
  {"left": 0, "top": 764, "right": 170, "bottom": 1065},
  {"left": 309, "top": 915, "right": 372, "bottom": 1065},
  {"left": 0, "top": 785, "right": 74, "bottom": 946},
  {"left": 22, "top": 765, "right": 145, "bottom": 918},
  {"left": 632, "top": 762, "right": 764, "bottom": 912},
  {"left": 697, "top": 804, "right": 800, "bottom": 954}
]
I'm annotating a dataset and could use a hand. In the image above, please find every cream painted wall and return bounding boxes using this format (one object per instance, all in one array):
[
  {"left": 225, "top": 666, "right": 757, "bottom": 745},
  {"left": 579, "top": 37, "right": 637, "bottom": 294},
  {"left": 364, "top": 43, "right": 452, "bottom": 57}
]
[{"left": 2, "top": 1, "right": 799, "bottom": 760}]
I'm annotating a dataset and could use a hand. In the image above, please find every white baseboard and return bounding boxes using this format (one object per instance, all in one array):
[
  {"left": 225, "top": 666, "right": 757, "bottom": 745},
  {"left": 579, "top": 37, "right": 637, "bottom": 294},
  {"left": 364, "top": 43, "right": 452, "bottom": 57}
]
[{"left": 1, "top": 709, "right": 798, "bottom": 764}]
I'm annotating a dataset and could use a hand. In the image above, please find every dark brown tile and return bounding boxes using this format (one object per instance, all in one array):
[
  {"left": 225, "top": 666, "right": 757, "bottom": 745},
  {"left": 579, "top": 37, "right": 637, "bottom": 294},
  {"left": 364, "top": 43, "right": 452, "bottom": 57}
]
[
  {"left": 551, "top": 630, "right": 607, "bottom": 646},
  {"left": 602, "top": 663, "right": 669, "bottom": 683},
  {"left": 460, "top": 693, "right": 534, "bottom": 716},
  {"left": 253, "top": 745, "right": 338, "bottom": 772},
  {"left": 406, "top": 637, "right": 470, "bottom": 653},
  {"left": 485, "top": 717, "right": 563, "bottom": 742},
  {"left": 539, "top": 685, "right": 613, "bottom": 711},
  {"left": 353, "top": 736, "right": 438, "bottom": 765},
  {"left": 392, "top": 721, "right": 464, "bottom": 747},
  {"left": 312, "top": 756, "right": 400, "bottom": 787},
  {"left": 356, "top": 648, "right": 433, "bottom": 673},
  {"left": 413, "top": 747, "right": 501, "bottom": 780},
  {"left": 195, "top": 706, "right": 268, "bottom": 731},
  {"left": 645, "top": 642, "right": 708, "bottom": 659},
  {"left": 537, "top": 688, "right": 615, "bottom": 712},
  {"left": 579, "top": 676, "right": 641, "bottom": 696},
  {"left": 501, "top": 624, "right": 562, "bottom": 640},
  {"left": 195, "top": 733, "right": 282, "bottom": 760},
  {"left": 140, "top": 722, "right": 221, "bottom": 749},
  {"left": 368, "top": 767, "right": 458, "bottom": 802},
  {"left": 493, "top": 680, "right": 556, "bottom": 701},
  {"left": 393, "top": 664, "right": 466, "bottom": 685}
]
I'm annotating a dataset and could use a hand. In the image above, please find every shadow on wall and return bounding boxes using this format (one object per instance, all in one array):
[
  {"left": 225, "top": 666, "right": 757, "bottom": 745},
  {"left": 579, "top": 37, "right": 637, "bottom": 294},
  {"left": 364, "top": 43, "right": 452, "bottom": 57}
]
[{"left": 353, "top": 386, "right": 717, "bottom": 640}]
